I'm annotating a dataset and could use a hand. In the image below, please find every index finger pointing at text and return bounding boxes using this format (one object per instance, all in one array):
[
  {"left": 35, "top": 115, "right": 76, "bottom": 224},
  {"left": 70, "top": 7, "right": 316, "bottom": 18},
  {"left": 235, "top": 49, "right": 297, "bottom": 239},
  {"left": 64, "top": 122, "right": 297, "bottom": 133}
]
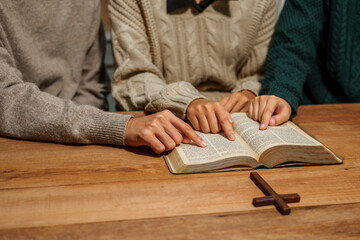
[
  {"left": 169, "top": 115, "right": 207, "bottom": 148},
  {"left": 215, "top": 108, "right": 235, "bottom": 141}
]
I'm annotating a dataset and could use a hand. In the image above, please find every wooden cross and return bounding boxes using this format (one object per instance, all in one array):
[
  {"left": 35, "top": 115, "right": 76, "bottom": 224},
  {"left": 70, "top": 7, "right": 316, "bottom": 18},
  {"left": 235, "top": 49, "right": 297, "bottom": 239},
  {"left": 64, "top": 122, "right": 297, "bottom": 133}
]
[{"left": 250, "top": 172, "right": 300, "bottom": 215}]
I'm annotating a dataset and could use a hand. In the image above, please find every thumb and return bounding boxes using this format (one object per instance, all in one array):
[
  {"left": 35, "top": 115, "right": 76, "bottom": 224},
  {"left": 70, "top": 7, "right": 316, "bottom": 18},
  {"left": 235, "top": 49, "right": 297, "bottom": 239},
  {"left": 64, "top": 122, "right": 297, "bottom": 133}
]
[{"left": 269, "top": 107, "right": 290, "bottom": 126}]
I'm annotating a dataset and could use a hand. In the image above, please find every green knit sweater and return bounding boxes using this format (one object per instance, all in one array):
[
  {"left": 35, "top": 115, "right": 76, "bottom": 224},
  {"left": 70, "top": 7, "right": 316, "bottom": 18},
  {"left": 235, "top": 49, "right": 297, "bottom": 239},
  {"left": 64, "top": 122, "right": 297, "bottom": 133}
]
[{"left": 260, "top": 0, "right": 360, "bottom": 116}]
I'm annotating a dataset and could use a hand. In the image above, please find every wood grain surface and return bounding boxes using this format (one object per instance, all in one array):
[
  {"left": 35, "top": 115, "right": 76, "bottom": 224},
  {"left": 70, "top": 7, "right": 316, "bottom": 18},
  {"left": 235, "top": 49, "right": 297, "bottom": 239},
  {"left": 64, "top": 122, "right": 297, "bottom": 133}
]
[
  {"left": 0, "top": 104, "right": 360, "bottom": 239},
  {"left": 1, "top": 203, "right": 359, "bottom": 240}
]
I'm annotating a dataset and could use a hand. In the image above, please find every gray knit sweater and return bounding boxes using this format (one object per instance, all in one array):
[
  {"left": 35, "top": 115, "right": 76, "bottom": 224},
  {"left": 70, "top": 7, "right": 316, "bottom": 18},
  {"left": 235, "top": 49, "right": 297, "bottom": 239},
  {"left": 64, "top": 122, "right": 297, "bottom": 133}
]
[
  {"left": 0, "top": 0, "right": 131, "bottom": 145},
  {"left": 109, "top": 0, "right": 277, "bottom": 119}
]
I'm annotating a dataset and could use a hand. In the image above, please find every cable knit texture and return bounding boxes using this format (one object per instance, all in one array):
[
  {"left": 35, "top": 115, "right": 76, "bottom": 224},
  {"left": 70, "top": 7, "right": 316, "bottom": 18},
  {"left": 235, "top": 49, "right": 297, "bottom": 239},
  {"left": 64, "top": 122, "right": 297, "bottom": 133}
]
[
  {"left": 109, "top": 0, "right": 277, "bottom": 119},
  {"left": 260, "top": 0, "right": 360, "bottom": 117},
  {"left": 0, "top": 0, "right": 131, "bottom": 145}
]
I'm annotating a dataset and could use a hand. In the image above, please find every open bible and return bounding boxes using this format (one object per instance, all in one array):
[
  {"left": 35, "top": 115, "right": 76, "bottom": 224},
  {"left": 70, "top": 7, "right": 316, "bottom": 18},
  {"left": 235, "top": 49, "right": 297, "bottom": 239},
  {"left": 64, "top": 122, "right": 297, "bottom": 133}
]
[{"left": 164, "top": 113, "right": 342, "bottom": 174}]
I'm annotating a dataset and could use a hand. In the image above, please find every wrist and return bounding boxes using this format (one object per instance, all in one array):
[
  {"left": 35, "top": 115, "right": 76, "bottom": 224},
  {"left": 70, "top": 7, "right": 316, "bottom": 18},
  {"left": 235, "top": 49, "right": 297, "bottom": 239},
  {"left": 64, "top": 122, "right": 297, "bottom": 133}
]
[
  {"left": 186, "top": 98, "right": 210, "bottom": 121},
  {"left": 240, "top": 89, "right": 257, "bottom": 97},
  {"left": 186, "top": 97, "right": 205, "bottom": 111},
  {"left": 124, "top": 117, "right": 134, "bottom": 145}
]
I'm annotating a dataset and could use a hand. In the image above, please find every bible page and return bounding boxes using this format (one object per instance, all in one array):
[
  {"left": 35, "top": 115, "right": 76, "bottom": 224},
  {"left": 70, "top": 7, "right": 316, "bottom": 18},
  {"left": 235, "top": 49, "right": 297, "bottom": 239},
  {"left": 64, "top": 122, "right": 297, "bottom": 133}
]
[
  {"left": 176, "top": 131, "right": 256, "bottom": 165},
  {"left": 232, "top": 113, "right": 321, "bottom": 156}
]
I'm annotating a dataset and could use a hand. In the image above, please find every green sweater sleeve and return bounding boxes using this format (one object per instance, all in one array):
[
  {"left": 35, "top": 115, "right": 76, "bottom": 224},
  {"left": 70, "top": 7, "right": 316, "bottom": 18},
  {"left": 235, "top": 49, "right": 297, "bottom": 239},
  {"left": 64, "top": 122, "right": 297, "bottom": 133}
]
[{"left": 260, "top": 0, "right": 327, "bottom": 116}]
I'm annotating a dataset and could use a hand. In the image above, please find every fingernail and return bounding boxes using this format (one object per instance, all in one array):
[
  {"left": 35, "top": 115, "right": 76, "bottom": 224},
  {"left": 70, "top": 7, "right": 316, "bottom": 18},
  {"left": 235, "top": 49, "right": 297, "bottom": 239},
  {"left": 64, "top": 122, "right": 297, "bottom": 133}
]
[
  {"left": 229, "top": 133, "right": 235, "bottom": 141},
  {"left": 270, "top": 118, "right": 276, "bottom": 126},
  {"left": 200, "top": 141, "right": 207, "bottom": 147},
  {"left": 260, "top": 124, "right": 266, "bottom": 129}
]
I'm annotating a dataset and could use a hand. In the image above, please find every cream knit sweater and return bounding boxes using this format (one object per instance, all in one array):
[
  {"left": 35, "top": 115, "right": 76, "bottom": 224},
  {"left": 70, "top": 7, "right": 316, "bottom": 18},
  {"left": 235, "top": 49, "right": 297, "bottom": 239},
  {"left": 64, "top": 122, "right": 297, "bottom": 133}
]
[{"left": 109, "top": 0, "right": 277, "bottom": 119}]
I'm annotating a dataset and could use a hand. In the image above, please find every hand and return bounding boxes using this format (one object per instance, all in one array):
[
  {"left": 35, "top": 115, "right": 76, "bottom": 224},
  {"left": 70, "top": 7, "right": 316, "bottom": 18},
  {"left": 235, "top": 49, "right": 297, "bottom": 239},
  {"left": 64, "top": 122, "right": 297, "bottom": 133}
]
[
  {"left": 248, "top": 95, "right": 292, "bottom": 130},
  {"left": 125, "top": 110, "right": 207, "bottom": 154},
  {"left": 220, "top": 90, "right": 256, "bottom": 113},
  {"left": 186, "top": 98, "right": 235, "bottom": 141}
]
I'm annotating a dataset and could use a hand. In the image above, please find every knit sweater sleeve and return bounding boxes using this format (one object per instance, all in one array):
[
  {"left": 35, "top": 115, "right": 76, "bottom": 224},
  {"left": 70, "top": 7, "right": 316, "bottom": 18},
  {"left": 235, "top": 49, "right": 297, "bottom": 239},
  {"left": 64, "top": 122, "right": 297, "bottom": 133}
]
[
  {"left": 108, "top": 0, "right": 203, "bottom": 119},
  {"left": 232, "top": 0, "right": 277, "bottom": 95},
  {"left": 260, "top": 0, "right": 326, "bottom": 116},
  {"left": 0, "top": 37, "right": 132, "bottom": 146}
]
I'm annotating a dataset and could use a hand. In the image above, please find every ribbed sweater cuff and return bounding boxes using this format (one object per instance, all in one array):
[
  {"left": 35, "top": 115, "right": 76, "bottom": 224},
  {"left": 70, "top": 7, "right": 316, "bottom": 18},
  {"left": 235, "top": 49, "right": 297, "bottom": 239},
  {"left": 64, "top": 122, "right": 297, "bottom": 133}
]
[
  {"left": 149, "top": 83, "right": 205, "bottom": 120},
  {"left": 87, "top": 111, "right": 133, "bottom": 146},
  {"left": 232, "top": 76, "right": 262, "bottom": 95},
  {"left": 167, "top": 93, "right": 205, "bottom": 120}
]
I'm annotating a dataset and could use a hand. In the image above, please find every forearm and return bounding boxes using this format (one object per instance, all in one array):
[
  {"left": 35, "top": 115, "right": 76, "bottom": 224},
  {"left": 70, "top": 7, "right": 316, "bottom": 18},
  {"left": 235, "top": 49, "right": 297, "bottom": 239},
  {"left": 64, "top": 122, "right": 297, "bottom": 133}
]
[
  {"left": 112, "top": 71, "right": 204, "bottom": 119},
  {"left": 0, "top": 74, "right": 131, "bottom": 145},
  {"left": 260, "top": 0, "right": 326, "bottom": 116}
]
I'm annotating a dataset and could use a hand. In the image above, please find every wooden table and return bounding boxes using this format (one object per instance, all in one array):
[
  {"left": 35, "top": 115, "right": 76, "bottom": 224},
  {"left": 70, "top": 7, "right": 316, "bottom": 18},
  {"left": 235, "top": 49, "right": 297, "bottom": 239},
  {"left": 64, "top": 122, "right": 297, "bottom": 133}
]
[{"left": 1, "top": 104, "right": 360, "bottom": 239}]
